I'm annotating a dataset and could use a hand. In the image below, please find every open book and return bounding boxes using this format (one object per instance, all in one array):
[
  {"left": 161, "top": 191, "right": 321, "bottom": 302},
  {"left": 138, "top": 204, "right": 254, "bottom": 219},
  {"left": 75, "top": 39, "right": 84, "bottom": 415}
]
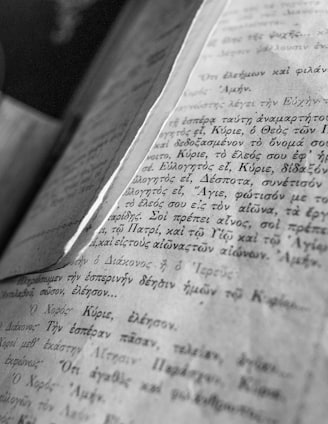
[{"left": 0, "top": 0, "right": 327, "bottom": 422}]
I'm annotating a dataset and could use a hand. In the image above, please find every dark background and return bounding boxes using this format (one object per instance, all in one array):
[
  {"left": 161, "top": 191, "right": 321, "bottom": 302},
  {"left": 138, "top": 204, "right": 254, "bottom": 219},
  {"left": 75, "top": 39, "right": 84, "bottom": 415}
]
[{"left": 0, "top": 0, "right": 127, "bottom": 117}]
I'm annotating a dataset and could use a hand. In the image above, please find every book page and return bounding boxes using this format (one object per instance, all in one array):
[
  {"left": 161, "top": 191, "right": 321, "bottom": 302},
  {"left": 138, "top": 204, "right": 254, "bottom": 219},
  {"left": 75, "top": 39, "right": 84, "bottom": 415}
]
[
  {"left": 0, "top": 0, "right": 328, "bottom": 423},
  {"left": 0, "top": 96, "right": 60, "bottom": 250},
  {"left": 60, "top": 0, "right": 229, "bottom": 268},
  {"left": 0, "top": 0, "right": 218, "bottom": 279}
]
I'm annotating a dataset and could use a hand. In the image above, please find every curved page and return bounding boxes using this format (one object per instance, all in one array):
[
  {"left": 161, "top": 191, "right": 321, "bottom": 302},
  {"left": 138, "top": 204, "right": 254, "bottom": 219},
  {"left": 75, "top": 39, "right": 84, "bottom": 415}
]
[
  {"left": 0, "top": 1, "right": 328, "bottom": 422},
  {"left": 0, "top": 0, "right": 224, "bottom": 279}
]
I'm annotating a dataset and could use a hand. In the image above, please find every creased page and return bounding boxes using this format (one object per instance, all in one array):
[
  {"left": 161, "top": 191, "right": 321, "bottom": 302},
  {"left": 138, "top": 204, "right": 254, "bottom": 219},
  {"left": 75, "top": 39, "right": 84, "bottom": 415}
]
[
  {"left": 0, "top": 96, "right": 60, "bottom": 249},
  {"left": 0, "top": 1, "right": 328, "bottom": 423},
  {"left": 0, "top": 0, "right": 214, "bottom": 279}
]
